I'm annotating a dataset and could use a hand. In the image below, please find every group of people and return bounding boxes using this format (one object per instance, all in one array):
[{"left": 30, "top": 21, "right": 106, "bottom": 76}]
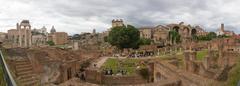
[
  {"left": 103, "top": 69, "right": 127, "bottom": 75},
  {"left": 128, "top": 51, "right": 155, "bottom": 58}
]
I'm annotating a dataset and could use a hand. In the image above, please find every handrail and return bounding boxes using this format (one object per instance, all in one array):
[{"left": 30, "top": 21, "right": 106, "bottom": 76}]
[{"left": 0, "top": 49, "right": 17, "bottom": 86}]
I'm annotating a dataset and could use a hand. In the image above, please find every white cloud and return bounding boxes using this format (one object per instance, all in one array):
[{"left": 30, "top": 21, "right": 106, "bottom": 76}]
[{"left": 0, "top": 0, "right": 240, "bottom": 34}]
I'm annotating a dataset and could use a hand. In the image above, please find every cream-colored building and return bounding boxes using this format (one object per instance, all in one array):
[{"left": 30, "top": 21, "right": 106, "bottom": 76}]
[
  {"left": 139, "top": 27, "right": 154, "bottom": 39},
  {"left": 0, "top": 32, "right": 7, "bottom": 43},
  {"left": 112, "top": 19, "right": 124, "bottom": 28},
  {"left": 32, "top": 35, "right": 47, "bottom": 46},
  {"left": 216, "top": 24, "right": 235, "bottom": 36}
]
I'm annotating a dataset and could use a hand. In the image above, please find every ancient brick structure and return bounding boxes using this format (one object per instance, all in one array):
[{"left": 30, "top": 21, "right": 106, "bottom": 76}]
[
  {"left": 48, "top": 32, "right": 68, "bottom": 45},
  {"left": 84, "top": 68, "right": 148, "bottom": 85},
  {"left": 59, "top": 60, "right": 81, "bottom": 83},
  {"left": 0, "top": 32, "right": 7, "bottom": 43},
  {"left": 138, "top": 21, "right": 207, "bottom": 46},
  {"left": 52, "top": 32, "right": 68, "bottom": 45},
  {"left": 184, "top": 50, "right": 198, "bottom": 73},
  {"left": 7, "top": 20, "right": 32, "bottom": 47}
]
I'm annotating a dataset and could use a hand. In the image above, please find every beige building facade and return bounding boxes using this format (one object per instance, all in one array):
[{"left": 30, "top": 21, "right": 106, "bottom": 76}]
[
  {"left": 52, "top": 32, "right": 68, "bottom": 45},
  {"left": 32, "top": 35, "right": 47, "bottom": 46},
  {"left": 138, "top": 22, "right": 207, "bottom": 46},
  {"left": 112, "top": 19, "right": 124, "bottom": 28}
]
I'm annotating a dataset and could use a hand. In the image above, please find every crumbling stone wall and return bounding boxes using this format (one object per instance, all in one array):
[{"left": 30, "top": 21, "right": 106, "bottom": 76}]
[
  {"left": 85, "top": 68, "right": 148, "bottom": 85},
  {"left": 85, "top": 69, "right": 102, "bottom": 84},
  {"left": 102, "top": 75, "right": 147, "bottom": 85},
  {"left": 59, "top": 60, "right": 81, "bottom": 83}
]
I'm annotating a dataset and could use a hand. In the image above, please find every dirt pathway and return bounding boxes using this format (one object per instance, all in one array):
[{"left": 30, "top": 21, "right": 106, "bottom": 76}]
[{"left": 92, "top": 56, "right": 112, "bottom": 68}]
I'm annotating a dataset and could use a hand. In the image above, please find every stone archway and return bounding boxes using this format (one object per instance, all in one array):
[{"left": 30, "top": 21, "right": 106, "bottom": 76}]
[
  {"left": 183, "top": 27, "right": 190, "bottom": 37},
  {"left": 173, "top": 26, "right": 180, "bottom": 33},
  {"left": 67, "top": 68, "right": 72, "bottom": 80},
  {"left": 191, "top": 28, "right": 197, "bottom": 35},
  {"left": 155, "top": 72, "right": 166, "bottom": 81},
  {"left": 183, "top": 27, "right": 190, "bottom": 34}
]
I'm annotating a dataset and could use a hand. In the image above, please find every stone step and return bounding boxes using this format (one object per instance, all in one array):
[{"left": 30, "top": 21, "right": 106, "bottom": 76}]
[
  {"left": 16, "top": 59, "right": 28, "bottom": 63},
  {"left": 16, "top": 67, "right": 32, "bottom": 72},
  {"left": 16, "top": 64, "right": 32, "bottom": 69},
  {"left": 21, "top": 79, "right": 39, "bottom": 86},
  {"left": 19, "top": 74, "right": 36, "bottom": 79},
  {"left": 17, "top": 70, "right": 33, "bottom": 76},
  {"left": 15, "top": 61, "right": 30, "bottom": 65},
  {"left": 19, "top": 76, "right": 38, "bottom": 82}
]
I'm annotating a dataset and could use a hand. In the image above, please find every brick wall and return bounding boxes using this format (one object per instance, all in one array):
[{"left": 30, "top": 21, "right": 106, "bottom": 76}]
[{"left": 85, "top": 69, "right": 147, "bottom": 85}]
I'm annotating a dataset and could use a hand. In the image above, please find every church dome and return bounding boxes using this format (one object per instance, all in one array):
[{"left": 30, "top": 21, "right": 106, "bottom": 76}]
[{"left": 50, "top": 26, "right": 56, "bottom": 33}]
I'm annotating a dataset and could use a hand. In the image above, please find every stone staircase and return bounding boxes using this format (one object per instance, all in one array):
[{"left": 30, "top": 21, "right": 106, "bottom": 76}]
[
  {"left": 15, "top": 58, "right": 39, "bottom": 86},
  {"left": 37, "top": 56, "right": 49, "bottom": 65},
  {"left": 214, "top": 65, "right": 233, "bottom": 81}
]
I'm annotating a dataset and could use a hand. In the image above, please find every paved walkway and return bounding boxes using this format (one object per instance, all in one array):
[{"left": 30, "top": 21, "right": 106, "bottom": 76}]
[{"left": 92, "top": 56, "right": 112, "bottom": 68}]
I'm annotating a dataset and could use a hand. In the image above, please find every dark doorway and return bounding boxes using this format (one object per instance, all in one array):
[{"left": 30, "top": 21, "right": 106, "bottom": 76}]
[
  {"left": 191, "top": 29, "right": 197, "bottom": 35},
  {"left": 67, "top": 68, "right": 72, "bottom": 80},
  {"left": 173, "top": 26, "right": 180, "bottom": 33}
]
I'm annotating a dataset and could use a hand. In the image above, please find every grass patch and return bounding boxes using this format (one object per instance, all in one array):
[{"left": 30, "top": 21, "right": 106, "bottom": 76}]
[
  {"left": 196, "top": 50, "right": 208, "bottom": 60},
  {"left": 226, "top": 58, "right": 240, "bottom": 86},
  {"left": 101, "top": 58, "right": 145, "bottom": 75},
  {"left": 0, "top": 65, "right": 6, "bottom": 86}
]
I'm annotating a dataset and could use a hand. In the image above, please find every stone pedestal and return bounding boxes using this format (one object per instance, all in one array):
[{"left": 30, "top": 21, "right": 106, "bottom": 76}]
[
  {"left": 73, "top": 42, "right": 79, "bottom": 50},
  {"left": 184, "top": 51, "right": 197, "bottom": 72}
]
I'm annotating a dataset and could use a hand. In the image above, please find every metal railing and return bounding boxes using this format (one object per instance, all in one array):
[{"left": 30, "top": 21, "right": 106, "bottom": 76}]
[{"left": 0, "top": 49, "right": 17, "bottom": 86}]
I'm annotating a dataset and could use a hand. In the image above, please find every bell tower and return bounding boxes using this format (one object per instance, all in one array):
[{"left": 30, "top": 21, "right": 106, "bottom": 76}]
[{"left": 112, "top": 19, "right": 124, "bottom": 28}]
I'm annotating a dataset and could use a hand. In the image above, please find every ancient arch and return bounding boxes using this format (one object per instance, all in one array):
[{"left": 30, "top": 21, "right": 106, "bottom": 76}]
[
  {"left": 183, "top": 27, "right": 190, "bottom": 34},
  {"left": 173, "top": 26, "right": 180, "bottom": 33},
  {"left": 67, "top": 68, "right": 72, "bottom": 80},
  {"left": 191, "top": 28, "right": 197, "bottom": 35},
  {"left": 183, "top": 27, "right": 190, "bottom": 37},
  {"left": 155, "top": 72, "right": 166, "bottom": 81}
]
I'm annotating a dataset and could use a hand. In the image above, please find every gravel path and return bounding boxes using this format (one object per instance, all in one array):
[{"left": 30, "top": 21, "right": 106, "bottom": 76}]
[{"left": 94, "top": 56, "right": 112, "bottom": 68}]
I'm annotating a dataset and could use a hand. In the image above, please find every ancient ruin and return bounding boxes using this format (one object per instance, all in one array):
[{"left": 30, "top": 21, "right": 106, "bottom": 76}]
[{"left": 0, "top": 19, "right": 239, "bottom": 86}]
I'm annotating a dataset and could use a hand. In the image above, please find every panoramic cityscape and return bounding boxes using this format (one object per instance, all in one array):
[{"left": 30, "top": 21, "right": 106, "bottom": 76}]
[{"left": 1, "top": 0, "right": 240, "bottom": 86}]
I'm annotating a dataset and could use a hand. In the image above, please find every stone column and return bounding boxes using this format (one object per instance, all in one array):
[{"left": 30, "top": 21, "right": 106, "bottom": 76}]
[
  {"left": 73, "top": 41, "right": 79, "bottom": 50},
  {"left": 164, "top": 48, "right": 166, "bottom": 55},
  {"left": 17, "top": 23, "right": 22, "bottom": 47},
  {"left": 184, "top": 51, "right": 197, "bottom": 72},
  {"left": 29, "top": 29, "right": 32, "bottom": 47},
  {"left": 203, "top": 55, "right": 210, "bottom": 69},
  {"left": 24, "top": 27, "right": 27, "bottom": 47}
]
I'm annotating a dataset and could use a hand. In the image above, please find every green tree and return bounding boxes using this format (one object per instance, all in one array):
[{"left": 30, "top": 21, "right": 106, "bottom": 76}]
[
  {"left": 139, "top": 38, "right": 152, "bottom": 45},
  {"left": 193, "top": 32, "right": 217, "bottom": 41},
  {"left": 46, "top": 41, "right": 55, "bottom": 46},
  {"left": 169, "top": 30, "right": 181, "bottom": 44},
  {"left": 218, "top": 34, "right": 230, "bottom": 38},
  {"left": 192, "top": 35, "right": 198, "bottom": 41},
  {"left": 207, "top": 32, "right": 217, "bottom": 39},
  {"left": 107, "top": 25, "right": 140, "bottom": 49},
  {"left": 226, "top": 58, "right": 240, "bottom": 86},
  {"left": 104, "top": 36, "right": 108, "bottom": 42}
]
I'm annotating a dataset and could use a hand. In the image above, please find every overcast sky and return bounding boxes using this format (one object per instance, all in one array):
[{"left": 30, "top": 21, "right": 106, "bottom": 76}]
[{"left": 0, "top": 0, "right": 240, "bottom": 35}]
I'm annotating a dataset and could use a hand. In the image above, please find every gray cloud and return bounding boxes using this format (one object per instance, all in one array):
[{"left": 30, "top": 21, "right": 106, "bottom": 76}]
[{"left": 0, "top": 0, "right": 240, "bottom": 34}]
